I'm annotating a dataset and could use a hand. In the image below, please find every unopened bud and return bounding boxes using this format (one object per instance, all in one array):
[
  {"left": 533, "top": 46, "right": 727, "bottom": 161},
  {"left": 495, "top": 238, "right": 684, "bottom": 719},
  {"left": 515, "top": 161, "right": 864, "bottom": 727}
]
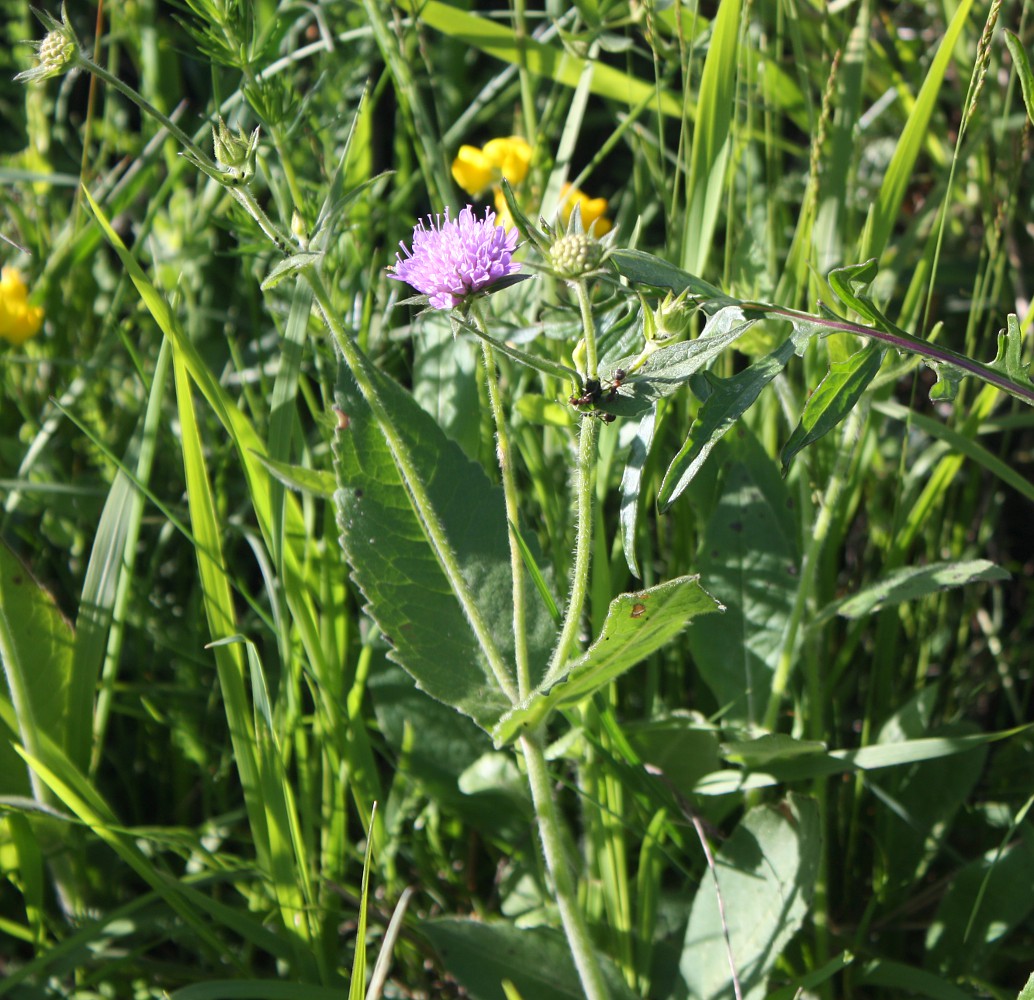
[{"left": 549, "top": 233, "right": 604, "bottom": 279}]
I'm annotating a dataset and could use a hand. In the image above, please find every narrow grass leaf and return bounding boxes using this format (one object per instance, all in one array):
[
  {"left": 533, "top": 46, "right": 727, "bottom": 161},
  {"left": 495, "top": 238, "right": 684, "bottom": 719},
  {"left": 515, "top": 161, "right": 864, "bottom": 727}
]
[
  {"left": 681, "top": 0, "right": 742, "bottom": 276},
  {"left": 0, "top": 541, "right": 74, "bottom": 799},
  {"left": 861, "top": 0, "right": 977, "bottom": 259},
  {"left": 170, "top": 349, "right": 274, "bottom": 878},
  {"left": 12, "top": 741, "right": 231, "bottom": 966},
  {"left": 253, "top": 453, "right": 337, "bottom": 499},
  {"left": 781, "top": 343, "right": 884, "bottom": 474},
  {"left": 1006, "top": 32, "right": 1034, "bottom": 125},
  {"left": 348, "top": 804, "right": 376, "bottom": 1000},
  {"left": 824, "top": 559, "right": 1010, "bottom": 620},
  {"left": 397, "top": 0, "right": 683, "bottom": 117}
]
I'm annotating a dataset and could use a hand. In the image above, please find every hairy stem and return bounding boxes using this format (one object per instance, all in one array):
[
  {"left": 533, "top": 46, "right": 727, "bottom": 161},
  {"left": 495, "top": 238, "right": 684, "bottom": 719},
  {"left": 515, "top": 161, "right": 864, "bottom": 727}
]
[
  {"left": 521, "top": 732, "right": 611, "bottom": 1000},
  {"left": 477, "top": 319, "right": 532, "bottom": 698}
]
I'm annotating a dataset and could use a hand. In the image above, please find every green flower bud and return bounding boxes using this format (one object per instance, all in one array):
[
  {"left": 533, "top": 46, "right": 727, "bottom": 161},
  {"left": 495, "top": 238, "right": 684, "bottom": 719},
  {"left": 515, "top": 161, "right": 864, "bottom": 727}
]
[
  {"left": 650, "top": 289, "right": 696, "bottom": 341},
  {"left": 549, "top": 232, "right": 604, "bottom": 279},
  {"left": 15, "top": 5, "right": 81, "bottom": 83},
  {"left": 212, "top": 118, "right": 261, "bottom": 184}
]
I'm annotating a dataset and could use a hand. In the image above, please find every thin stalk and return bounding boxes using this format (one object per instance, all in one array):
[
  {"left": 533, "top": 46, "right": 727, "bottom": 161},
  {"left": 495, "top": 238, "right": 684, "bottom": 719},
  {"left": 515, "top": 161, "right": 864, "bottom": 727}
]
[
  {"left": 521, "top": 731, "right": 611, "bottom": 1000},
  {"left": 77, "top": 52, "right": 294, "bottom": 251},
  {"left": 477, "top": 316, "right": 532, "bottom": 698},
  {"left": 546, "top": 414, "right": 599, "bottom": 686},
  {"left": 576, "top": 280, "right": 600, "bottom": 379},
  {"left": 757, "top": 304, "right": 1034, "bottom": 407},
  {"left": 307, "top": 271, "right": 519, "bottom": 705}
]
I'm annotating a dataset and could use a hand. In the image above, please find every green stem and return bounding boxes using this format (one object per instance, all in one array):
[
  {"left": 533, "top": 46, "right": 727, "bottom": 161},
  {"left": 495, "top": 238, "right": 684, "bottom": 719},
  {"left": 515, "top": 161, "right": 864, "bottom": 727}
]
[
  {"left": 546, "top": 280, "right": 600, "bottom": 684},
  {"left": 78, "top": 54, "right": 209, "bottom": 165},
  {"left": 79, "top": 54, "right": 294, "bottom": 252},
  {"left": 546, "top": 414, "right": 598, "bottom": 687},
  {"left": 477, "top": 317, "right": 532, "bottom": 698},
  {"left": 307, "top": 272, "right": 518, "bottom": 706},
  {"left": 521, "top": 732, "right": 611, "bottom": 1000},
  {"left": 576, "top": 280, "right": 600, "bottom": 379}
]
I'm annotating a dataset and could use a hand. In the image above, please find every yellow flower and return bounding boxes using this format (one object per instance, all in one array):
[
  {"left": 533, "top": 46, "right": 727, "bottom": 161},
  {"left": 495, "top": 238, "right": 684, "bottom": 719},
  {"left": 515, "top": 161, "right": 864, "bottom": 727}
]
[
  {"left": 452, "top": 136, "right": 532, "bottom": 196},
  {"left": 482, "top": 136, "right": 531, "bottom": 185},
  {"left": 560, "top": 183, "right": 612, "bottom": 236},
  {"left": 452, "top": 145, "right": 495, "bottom": 197},
  {"left": 0, "top": 268, "right": 44, "bottom": 345}
]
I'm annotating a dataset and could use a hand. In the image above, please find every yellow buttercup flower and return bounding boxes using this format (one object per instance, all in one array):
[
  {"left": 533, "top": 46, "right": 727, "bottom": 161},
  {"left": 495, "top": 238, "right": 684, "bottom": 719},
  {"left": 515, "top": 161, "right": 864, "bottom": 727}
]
[
  {"left": 0, "top": 268, "right": 44, "bottom": 345},
  {"left": 560, "top": 183, "right": 612, "bottom": 236},
  {"left": 482, "top": 137, "right": 531, "bottom": 185},
  {"left": 452, "top": 136, "right": 532, "bottom": 196},
  {"left": 452, "top": 145, "right": 495, "bottom": 197}
]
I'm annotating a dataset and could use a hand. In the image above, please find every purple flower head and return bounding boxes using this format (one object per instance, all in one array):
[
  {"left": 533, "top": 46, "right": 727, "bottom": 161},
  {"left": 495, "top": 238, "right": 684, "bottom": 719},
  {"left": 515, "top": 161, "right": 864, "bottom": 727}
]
[{"left": 391, "top": 205, "right": 521, "bottom": 310}]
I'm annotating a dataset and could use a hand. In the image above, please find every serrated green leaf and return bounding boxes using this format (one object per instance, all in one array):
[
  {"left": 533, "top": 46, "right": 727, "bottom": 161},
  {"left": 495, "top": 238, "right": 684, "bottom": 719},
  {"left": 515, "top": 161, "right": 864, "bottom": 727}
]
[
  {"left": 492, "top": 576, "right": 722, "bottom": 745},
  {"left": 989, "top": 314, "right": 1034, "bottom": 388},
  {"left": 927, "top": 361, "right": 964, "bottom": 401},
  {"left": 827, "top": 559, "right": 1010, "bottom": 620},
  {"left": 826, "top": 258, "right": 880, "bottom": 319},
  {"left": 599, "top": 307, "right": 759, "bottom": 418},
  {"left": 781, "top": 343, "right": 884, "bottom": 474},
  {"left": 681, "top": 794, "right": 820, "bottom": 1000},
  {"left": 660, "top": 339, "right": 796, "bottom": 509},
  {"left": 334, "top": 364, "right": 554, "bottom": 732}
]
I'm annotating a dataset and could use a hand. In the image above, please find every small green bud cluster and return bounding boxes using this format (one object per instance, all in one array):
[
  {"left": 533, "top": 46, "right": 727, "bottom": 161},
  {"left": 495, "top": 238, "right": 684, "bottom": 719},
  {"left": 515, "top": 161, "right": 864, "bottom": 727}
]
[
  {"left": 212, "top": 118, "right": 261, "bottom": 185},
  {"left": 549, "top": 232, "right": 604, "bottom": 279},
  {"left": 15, "top": 6, "right": 81, "bottom": 83},
  {"left": 37, "top": 30, "right": 75, "bottom": 74},
  {"left": 647, "top": 289, "right": 696, "bottom": 341}
]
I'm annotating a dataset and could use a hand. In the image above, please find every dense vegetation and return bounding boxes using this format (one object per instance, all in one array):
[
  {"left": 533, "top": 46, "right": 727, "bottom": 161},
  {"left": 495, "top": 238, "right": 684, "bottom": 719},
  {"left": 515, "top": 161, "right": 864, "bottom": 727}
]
[{"left": 3, "top": 1, "right": 1034, "bottom": 997}]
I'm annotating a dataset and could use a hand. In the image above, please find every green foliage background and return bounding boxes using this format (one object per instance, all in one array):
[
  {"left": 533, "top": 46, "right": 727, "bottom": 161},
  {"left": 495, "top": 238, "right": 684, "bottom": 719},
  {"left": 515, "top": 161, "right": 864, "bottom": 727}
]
[{"left": 2, "top": 0, "right": 1034, "bottom": 997}]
